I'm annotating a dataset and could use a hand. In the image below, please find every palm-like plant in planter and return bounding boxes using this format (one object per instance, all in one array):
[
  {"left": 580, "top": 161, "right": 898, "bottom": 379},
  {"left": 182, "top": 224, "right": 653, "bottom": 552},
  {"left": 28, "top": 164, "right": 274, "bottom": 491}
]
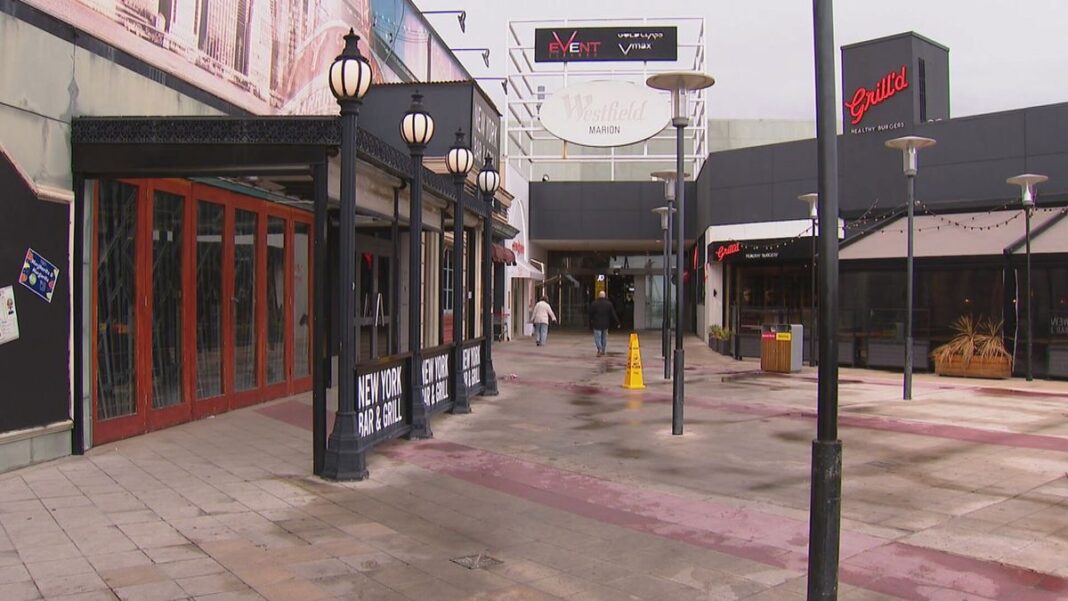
[
  {"left": 930, "top": 315, "right": 1012, "bottom": 379},
  {"left": 708, "top": 325, "right": 732, "bottom": 355}
]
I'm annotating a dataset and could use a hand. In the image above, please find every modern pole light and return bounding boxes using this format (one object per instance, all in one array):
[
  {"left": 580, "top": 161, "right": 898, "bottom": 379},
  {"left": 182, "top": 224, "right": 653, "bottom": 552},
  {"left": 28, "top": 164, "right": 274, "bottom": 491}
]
[
  {"left": 1007, "top": 173, "right": 1048, "bottom": 382},
  {"left": 884, "top": 135, "right": 936, "bottom": 401},
  {"left": 652, "top": 205, "right": 675, "bottom": 380},
  {"left": 401, "top": 92, "right": 435, "bottom": 438},
  {"left": 799, "top": 193, "right": 819, "bottom": 368},
  {"left": 322, "top": 29, "right": 373, "bottom": 481},
  {"left": 446, "top": 129, "right": 475, "bottom": 412},
  {"left": 478, "top": 156, "right": 502, "bottom": 396},
  {"left": 647, "top": 71, "right": 714, "bottom": 436}
]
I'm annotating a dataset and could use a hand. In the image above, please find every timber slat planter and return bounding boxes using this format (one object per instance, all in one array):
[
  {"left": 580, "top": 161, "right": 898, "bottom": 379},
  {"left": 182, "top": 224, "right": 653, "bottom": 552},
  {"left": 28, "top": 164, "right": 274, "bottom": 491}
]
[{"left": 934, "top": 356, "right": 1012, "bottom": 379}]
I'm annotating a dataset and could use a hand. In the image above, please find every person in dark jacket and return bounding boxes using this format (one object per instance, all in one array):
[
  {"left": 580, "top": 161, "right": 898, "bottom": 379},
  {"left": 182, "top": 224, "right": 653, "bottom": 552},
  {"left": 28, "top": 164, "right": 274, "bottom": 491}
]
[{"left": 589, "top": 291, "right": 621, "bottom": 356}]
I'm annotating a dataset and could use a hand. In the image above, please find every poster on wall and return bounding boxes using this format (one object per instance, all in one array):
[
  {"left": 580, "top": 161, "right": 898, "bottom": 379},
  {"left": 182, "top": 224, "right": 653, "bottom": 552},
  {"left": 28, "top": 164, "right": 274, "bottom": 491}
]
[
  {"left": 0, "top": 286, "right": 19, "bottom": 345},
  {"left": 18, "top": 249, "right": 60, "bottom": 303},
  {"left": 23, "top": 0, "right": 470, "bottom": 117}
]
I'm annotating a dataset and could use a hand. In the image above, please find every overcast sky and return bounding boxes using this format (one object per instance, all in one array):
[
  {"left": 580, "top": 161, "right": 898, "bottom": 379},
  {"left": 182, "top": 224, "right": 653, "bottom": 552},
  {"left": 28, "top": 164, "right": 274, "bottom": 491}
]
[{"left": 413, "top": 0, "right": 1068, "bottom": 122}]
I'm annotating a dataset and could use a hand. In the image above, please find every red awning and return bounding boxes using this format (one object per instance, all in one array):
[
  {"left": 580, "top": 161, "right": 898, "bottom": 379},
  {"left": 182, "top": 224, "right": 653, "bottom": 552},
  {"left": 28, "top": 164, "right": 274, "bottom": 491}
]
[{"left": 491, "top": 244, "right": 517, "bottom": 265}]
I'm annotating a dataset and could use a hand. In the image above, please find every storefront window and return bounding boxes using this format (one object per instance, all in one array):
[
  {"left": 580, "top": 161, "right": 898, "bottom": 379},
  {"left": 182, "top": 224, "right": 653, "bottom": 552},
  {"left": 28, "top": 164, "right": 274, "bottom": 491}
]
[
  {"left": 151, "top": 191, "right": 185, "bottom": 408},
  {"left": 96, "top": 181, "right": 138, "bottom": 420},
  {"left": 233, "top": 209, "right": 258, "bottom": 391},
  {"left": 196, "top": 202, "right": 224, "bottom": 398},
  {"left": 293, "top": 223, "right": 311, "bottom": 379},
  {"left": 266, "top": 217, "right": 286, "bottom": 384}
]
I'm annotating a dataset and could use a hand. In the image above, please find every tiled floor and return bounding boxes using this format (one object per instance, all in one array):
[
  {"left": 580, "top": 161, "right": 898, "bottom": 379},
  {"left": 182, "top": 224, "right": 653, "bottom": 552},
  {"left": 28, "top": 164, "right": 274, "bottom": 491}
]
[{"left": 2, "top": 332, "right": 1068, "bottom": 600}]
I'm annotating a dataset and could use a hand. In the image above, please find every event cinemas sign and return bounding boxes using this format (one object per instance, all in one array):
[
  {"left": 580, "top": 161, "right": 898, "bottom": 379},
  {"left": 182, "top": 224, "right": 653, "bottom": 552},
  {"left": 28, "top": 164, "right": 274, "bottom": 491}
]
[
  {"left": 539, "top": 81, "right": 671, "bottom": 147},
  {"left": 535, "top": 27, "right": 678, "bottom": 62}
]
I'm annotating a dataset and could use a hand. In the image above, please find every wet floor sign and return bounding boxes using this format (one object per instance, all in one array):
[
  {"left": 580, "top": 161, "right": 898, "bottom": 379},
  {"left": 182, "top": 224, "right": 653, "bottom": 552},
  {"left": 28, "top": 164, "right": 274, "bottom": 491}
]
[{"left": 623, "top": 332, "right": 646, "bottom": 390}]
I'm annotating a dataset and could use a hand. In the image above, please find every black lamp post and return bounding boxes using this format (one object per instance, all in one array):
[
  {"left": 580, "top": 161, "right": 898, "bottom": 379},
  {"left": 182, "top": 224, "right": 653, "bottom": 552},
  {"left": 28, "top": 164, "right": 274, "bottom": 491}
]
[
  {"left": 885, "top": 135, "right": 936, "bottom": 401},
  {"left": 800, "top": 193, "right": 818, "bottom": 368},
  {"left": 400, "top": 92, "right": 435, "bottom": 438},
  {"left": 446, "top": 130, "right": 475, "bottom": 412},
  {"left": 647, "top": 72, "right": 714, "bottom": 436},
  {"left": 1007, "top": 173, "right": 1048, "bottom": 382},
  {"left": 477, "top": 156, "right": 501, "bottom": 396},
  {"left": 322, "top": 29, "right": 373, "bottom": 481},
  {"left": 651, "top": 205, "right": 674, "bottom": 380}
]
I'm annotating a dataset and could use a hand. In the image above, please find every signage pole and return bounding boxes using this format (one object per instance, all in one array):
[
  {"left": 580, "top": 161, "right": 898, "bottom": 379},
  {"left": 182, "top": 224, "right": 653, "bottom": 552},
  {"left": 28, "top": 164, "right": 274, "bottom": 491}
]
[
  {"left": 905, "top": 172, "right": 915, "bottom": 400},
  {"left": 807, "top": 0, "right": 843, "bottom": 598},
  {"left": 672, "top": 120, "right": 685, "bottom": 436},
  {"left": 451, "top": 174, "right": 471, "bottom": 411}
]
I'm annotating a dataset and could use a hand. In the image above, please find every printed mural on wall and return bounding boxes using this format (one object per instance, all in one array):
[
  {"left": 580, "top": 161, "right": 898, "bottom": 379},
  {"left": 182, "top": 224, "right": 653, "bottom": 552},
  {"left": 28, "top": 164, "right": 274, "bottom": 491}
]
[{"left": 24, "top": 0, "right": 470, "bottom": 116}]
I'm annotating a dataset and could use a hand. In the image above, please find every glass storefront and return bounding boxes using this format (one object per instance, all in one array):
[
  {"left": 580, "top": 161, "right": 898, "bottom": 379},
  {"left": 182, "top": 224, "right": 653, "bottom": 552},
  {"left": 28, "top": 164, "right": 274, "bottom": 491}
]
[
  {"left": 544, "top": 252, "right": 672, "bottom": 330},
  {"left": 92, "top": 179, "right": 313, "bottom": 444}
]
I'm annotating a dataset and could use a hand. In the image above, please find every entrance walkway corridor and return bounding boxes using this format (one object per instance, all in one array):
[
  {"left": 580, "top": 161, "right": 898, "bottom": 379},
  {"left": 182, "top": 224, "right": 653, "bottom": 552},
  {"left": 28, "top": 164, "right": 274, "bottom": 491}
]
[{"left": 2, "top": 332, "right": 1068, "bottom": 600}]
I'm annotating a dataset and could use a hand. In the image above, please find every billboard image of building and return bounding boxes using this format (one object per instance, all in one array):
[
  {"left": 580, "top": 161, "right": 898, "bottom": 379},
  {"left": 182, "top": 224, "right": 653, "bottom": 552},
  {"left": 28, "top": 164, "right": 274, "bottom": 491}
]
[{"left": 23, "top": 0, "right": 469, "bottom": 115}]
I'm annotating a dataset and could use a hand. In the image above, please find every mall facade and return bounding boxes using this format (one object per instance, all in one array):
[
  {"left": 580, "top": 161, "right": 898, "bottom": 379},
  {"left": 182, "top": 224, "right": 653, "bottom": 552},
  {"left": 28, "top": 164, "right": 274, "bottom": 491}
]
[
  {"left": 0, "top": 0, "right": 527, "bottom": 473},
  {"left": 531, "top": 32, "right": 1068, "bottom": 377}
]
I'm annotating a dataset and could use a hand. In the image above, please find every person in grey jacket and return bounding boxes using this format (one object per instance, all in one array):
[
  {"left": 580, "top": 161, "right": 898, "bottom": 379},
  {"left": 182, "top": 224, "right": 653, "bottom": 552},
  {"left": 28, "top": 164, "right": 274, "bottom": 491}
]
[{"left": 531, "top": 296, "right": 557, "bottom": 346}]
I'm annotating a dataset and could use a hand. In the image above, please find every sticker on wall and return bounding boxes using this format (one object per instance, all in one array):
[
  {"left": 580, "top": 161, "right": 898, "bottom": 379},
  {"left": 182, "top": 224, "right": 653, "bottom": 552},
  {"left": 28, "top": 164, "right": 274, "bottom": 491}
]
[
  {"left": 18, "top": 248, "right": 60, "bottom": 303},
  {"left": 0, "top": 286, "right": 19, "bottom": 346}
]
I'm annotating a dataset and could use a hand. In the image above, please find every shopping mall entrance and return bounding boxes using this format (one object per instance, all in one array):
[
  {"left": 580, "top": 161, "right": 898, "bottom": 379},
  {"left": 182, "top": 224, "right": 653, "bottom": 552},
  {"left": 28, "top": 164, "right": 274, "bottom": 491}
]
[{"left": 543, "top": 252, "right": 670, "bottom": 331}]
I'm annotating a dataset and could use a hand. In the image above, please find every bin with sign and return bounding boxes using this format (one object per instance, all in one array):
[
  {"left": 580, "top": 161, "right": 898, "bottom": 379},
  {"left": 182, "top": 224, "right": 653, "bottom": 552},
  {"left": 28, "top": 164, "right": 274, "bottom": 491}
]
[{"left": 760, "top": 324, "right": 803, "bottom": 373}]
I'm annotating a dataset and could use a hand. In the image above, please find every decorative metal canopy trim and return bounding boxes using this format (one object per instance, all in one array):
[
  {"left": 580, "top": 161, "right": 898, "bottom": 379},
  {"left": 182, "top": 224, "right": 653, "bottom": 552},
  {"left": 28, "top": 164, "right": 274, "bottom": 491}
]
[{"left": 70, "top": 116, "right": 487, "bottom": 218}]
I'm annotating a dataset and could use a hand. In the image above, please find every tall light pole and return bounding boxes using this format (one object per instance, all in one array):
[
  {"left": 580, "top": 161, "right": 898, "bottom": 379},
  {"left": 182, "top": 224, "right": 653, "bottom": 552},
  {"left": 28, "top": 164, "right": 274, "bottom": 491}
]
[
  {"left": 322, "top": 29, "right": 373, "bottom": 481},
  {"left": 401, "top": 92, "right": 435, "bottom": 438},
  {"left": 808, "top": 1, "right": 843, "bottom": 598},
  {"left": 1007, "top": 173, "right": 1048, "bottom": 382},
  {"left": 647, "top": 72, "right": 714, "bottom": 437},
  {"left": 800, "top": 193, "right": 818, "bottom": 368},
  {"left": 652, "top": 170, "right": 687, "bottom": 380},
  {"left": 652, "top": 205, "right": 675, "bottom": 380},
  {"left": 478, "top": 156, "right": 501, "bottom": 396},
  {"left": 446, "top": 129, "right": 475, "bottom": 412},
  {"left": 885, "top": 135, "right": 936, "bottom": 401}
]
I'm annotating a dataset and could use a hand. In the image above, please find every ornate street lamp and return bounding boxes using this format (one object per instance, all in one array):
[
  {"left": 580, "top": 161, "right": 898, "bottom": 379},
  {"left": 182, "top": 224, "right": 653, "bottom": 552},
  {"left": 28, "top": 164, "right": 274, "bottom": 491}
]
[
  {"left": 1007, "top": 173, "right": 1048, "bottom": 382},
  {"left": 799, "top": 193, "right": 819, "bottom": 368},
  {"left": 885, "top": 135, "right": 936, "bottom": 401},
  {"left": 445, "top": 129, "right": 475, "bottom": 412},
  {"left": 477, "top": 155, "right": 501, "bottom": 396},
  {"left": 647, "top": 72, "right": 714, "bottom": 436},
  {"left": 652, "top": 170, "right": 687, "bottom": 381},
  {"left": 322, "top": 28, "right": 373, "bottom": 481},
  {"left": 400, "top": 92, "right": 435, "bottom": 438}
]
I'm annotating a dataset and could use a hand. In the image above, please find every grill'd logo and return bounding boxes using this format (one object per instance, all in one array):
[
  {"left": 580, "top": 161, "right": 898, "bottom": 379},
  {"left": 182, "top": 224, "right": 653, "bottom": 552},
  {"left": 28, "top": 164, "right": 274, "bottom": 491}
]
[{"left": 844, "top": 66, "right": 909, "bottom": 125}]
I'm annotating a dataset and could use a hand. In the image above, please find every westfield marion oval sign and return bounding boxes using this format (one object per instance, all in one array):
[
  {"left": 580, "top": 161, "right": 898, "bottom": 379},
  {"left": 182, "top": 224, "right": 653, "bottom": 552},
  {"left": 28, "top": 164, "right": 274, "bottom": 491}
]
[{"left": 539, "top": 80, "right": 670, "bottom": 147}]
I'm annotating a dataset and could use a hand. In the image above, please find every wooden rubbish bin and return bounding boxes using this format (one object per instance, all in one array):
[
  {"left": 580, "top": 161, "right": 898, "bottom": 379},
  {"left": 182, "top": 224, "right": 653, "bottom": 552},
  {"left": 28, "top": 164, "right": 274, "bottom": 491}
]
[{"left": 760, "top": 324, "right": 803, "bottom": 373}]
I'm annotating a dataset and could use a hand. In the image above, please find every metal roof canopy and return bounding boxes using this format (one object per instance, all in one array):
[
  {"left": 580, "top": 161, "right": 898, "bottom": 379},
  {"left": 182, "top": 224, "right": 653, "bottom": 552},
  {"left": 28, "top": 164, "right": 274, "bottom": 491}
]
[
  {"left": 505, "top": 17, "right": 708, "bottom": 181},
  {"left": 71, "top": 115, "right": 487, "bottom": 219}
]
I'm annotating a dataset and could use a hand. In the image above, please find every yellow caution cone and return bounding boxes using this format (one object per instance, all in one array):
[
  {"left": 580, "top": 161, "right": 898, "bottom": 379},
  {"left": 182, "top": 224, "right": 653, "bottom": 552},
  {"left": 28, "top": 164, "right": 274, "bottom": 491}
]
[{"left": 623, "top": 332, "right": 646, "bottom": 390}]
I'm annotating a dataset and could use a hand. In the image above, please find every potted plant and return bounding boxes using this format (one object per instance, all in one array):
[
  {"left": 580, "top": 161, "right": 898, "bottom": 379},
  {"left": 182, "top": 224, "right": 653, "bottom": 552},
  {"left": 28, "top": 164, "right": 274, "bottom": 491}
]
[
  {"left": 930, "top": 315, "right": 1012, "bottom": 379},
  {"left": 708, "top": 325, "right": 732, "bottom": 355}
]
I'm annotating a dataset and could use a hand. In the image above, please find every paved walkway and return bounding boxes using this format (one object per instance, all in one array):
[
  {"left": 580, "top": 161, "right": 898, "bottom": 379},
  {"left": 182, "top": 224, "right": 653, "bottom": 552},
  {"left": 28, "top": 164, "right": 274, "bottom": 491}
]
[{"left": 2, "top": 332, "right": 1068, "bottom": 600}]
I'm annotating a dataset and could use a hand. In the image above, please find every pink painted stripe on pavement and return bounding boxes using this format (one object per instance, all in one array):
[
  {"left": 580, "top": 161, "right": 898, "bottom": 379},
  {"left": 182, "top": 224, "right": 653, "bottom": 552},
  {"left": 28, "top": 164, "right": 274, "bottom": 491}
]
[
  {"left": 514, "top": 378, "right": 1068, "bottom": 454},
  {"left": 257, "top": 401, "right": 1067, "bottom": 600},
  {"left": 385, "top": 440, "right": 1068, "bottom": 601}
]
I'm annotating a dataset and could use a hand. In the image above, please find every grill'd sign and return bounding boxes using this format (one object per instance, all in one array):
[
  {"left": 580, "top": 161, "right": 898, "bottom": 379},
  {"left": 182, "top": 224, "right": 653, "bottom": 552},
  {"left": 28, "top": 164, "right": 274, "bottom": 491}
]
[{"left": 539, "top": 80, "right": 670, "bottom": 148}]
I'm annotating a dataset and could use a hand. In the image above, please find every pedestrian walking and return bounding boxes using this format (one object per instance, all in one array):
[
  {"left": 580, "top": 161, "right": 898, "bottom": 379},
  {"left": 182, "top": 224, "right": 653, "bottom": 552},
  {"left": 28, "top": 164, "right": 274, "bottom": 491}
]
[
  {"left": 589, "top": 291, "right": 621, "bottom": 357},
  {"left": 531, "top": 296, "right": 557, "bottom": 346}
]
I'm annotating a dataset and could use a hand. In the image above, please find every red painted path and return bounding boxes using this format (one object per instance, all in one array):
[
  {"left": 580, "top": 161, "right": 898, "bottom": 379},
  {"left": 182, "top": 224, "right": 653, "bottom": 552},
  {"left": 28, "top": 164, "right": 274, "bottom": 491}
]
[{"left": 257, "top": 399, "right": 1068, "bottom": 600}]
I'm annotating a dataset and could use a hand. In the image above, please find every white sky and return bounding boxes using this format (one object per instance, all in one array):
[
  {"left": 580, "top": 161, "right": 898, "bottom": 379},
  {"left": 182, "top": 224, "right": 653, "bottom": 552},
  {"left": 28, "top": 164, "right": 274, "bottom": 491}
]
[{"left": 414, "top": 0, "right": 1068, "bottom": 121}]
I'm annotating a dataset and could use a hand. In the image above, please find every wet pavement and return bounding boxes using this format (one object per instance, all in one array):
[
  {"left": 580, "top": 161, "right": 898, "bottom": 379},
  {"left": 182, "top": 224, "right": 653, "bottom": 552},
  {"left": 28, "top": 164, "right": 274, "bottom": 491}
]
[{"left": 2, "top": 331, "right": 1067, "bottom": 600}]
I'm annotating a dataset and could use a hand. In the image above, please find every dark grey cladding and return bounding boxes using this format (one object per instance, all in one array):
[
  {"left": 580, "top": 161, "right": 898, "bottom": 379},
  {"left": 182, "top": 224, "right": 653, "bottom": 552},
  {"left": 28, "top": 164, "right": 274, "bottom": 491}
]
[{"left": 530, "top": 181, "right": 699, "bottom": 241}]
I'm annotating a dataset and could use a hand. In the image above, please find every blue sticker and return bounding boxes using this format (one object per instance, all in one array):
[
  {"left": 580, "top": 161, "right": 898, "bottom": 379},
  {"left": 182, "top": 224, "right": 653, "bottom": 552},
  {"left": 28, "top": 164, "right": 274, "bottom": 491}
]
[{"left": 18, "top": 248, "right": 60, "bottom": 303}]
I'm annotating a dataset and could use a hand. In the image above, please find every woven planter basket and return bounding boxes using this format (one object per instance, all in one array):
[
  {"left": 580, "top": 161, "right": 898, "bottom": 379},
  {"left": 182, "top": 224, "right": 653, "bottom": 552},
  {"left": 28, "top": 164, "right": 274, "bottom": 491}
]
[{"left": 934, "top": 355, "right": 1012, "bottom": 379}]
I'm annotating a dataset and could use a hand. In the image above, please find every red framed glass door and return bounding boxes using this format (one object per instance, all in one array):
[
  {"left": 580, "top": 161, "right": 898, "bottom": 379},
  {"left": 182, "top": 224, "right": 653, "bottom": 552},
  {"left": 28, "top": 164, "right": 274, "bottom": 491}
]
[{"left": 93, "top": 179, "right": 314, "bottom": 445}]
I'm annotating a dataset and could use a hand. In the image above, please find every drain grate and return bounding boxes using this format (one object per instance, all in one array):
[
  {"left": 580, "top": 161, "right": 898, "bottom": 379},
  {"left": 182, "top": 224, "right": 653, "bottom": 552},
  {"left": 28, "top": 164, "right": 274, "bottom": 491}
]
[{"left": 450, "top": 553, "right": 503, "bottom": 570}]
